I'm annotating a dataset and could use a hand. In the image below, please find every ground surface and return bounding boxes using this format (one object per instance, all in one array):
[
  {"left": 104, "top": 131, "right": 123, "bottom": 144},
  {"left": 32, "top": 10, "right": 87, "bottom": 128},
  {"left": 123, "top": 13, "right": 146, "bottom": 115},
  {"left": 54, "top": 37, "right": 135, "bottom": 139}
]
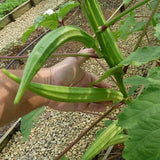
[{"left": 0, "top": 0, "right": 158, "bottom": 159}]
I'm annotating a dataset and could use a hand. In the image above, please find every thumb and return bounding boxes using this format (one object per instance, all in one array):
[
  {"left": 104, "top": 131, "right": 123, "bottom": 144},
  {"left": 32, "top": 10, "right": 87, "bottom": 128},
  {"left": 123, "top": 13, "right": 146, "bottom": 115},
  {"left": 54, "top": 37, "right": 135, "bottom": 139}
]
[{"left": 76, "top": 48, "right": 95, "bottom": 65}]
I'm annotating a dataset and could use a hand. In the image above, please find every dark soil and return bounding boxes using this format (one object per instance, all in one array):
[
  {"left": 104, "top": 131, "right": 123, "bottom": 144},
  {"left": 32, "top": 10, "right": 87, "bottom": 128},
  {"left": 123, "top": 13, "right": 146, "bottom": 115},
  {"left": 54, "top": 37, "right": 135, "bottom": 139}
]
[{"left": 0, "top": 0, "right": 125, "bottom": 159}]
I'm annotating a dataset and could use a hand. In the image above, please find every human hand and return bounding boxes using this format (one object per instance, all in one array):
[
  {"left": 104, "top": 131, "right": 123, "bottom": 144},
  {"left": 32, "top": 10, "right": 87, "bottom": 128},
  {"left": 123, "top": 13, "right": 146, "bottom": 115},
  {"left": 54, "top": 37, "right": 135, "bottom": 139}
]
[{"left": 45, "top": 48, "right": 112, "bottom": 112}]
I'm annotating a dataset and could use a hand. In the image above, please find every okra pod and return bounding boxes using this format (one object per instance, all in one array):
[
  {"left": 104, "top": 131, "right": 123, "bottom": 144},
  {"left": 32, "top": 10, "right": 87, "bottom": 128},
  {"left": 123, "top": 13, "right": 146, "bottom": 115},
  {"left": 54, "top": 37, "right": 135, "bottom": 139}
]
[
  {"left": 3, "top": 69, "right": 124, "bottom": 103},
  {"left": 14, "top": 25, "right": 99, "bottom": 104}
]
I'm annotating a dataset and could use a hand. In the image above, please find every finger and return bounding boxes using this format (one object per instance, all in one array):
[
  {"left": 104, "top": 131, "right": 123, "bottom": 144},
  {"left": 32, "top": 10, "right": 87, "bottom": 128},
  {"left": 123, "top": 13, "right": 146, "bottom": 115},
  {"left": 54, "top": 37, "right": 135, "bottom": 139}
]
[
  {"left": 76, "top": 48, "right": 95, "bottom": 65},
  {"left": 48, "top": 101, "right": 108, "bottom": 112}
]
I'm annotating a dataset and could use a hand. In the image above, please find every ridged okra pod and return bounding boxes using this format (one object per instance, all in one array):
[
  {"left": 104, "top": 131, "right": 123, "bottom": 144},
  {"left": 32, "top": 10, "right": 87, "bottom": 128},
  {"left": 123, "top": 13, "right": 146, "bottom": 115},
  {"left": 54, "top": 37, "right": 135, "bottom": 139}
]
[
  {"left": 2, "top": 69, "right": 124, "bottom": 103},
  {"left": 81, "top": 0, "right": 129, "bottom": 99}
]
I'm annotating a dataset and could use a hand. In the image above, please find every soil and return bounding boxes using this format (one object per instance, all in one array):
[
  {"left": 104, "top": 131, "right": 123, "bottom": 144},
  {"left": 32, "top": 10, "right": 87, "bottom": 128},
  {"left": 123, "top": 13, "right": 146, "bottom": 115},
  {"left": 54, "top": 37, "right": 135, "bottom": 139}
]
[{"left": 0, "top": 0, "right": 133, "bottom": 159}]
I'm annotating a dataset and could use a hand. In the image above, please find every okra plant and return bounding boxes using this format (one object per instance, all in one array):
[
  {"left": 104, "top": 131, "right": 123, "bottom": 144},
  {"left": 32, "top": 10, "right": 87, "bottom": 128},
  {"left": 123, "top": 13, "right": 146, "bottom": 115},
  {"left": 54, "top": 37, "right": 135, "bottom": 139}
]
[{"left": 3, "top": 0, "right": 160, "bottom": 159}]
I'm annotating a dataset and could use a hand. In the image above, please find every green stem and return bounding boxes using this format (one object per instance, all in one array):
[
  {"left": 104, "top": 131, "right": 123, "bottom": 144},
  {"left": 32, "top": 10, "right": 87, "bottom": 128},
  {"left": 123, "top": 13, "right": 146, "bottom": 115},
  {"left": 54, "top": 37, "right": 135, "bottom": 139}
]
[
  {"left": 99, "top": 0, "right": 150, "bottom": 30},
  {"left": 134, "top": 0, "right": 160, "bottom": 50},
  {"left": 81, "top": 0, "right": 130, "bottom": 102}
]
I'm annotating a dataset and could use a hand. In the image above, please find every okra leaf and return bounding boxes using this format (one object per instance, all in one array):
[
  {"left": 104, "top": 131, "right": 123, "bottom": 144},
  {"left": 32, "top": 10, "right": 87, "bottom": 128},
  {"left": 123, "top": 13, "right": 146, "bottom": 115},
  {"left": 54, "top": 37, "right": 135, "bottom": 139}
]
[
  {"left": 128, "top": 85, "right": 139, "bottom": 96},
  {"left": 153, "top": 13, "right": 160, "bottom": 24},
  {"left": 15, "top": 26, "right": 99, "bottom": 104},
  {"left": 22, "top": 13, "right": 58, "bottom": 43},
  {"left": 123, "top": 0, "right": 132, "bottom": 4},
  {"left": 57, "top": 1, "right": 80, "bottom": 20},
  {"left": 149, "top": 0, "right": 157, "bottom": 10},
  {"left": 21, "top": 107, "right": 45, "bottom": 141},
  {"left": 154, "top": 23, "right": 160, "bottom": 41},
  {"left": 118, "top": 12, "right": 136, "bottom": 40},
  {"left": 33, "top": 15, "right": 47, "bottom": 28},
  {"left": 22, "top": 26, "right": 36, "bottom": 43},
  {"left": 38, "top": 13, "right": 59, "bottom": 30},
  {"left": 96, "top": 128, "right": 105, "bottom": 138},
  {"left": 120, "top": 46, "right": 160, "bottom": 66},
  {"left": 131, "top": 21, "right": 147, "bottom": 33},
  {"left": 118, "top": 67, "right": 160, "bottom": 160},
  {"left": 124, "top": 75, "right": 148, "bottom": 87}
]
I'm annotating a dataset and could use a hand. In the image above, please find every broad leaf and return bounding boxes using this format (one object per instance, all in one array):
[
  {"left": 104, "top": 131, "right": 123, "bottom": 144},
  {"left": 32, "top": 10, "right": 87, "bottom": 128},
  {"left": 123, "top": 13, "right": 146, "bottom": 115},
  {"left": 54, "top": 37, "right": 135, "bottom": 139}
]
[
  {"left": 154, "top": 23, "right": 160, "bottom": 40},
  {"left": 104, "top": 120, "right": 113, "bottom": 126},
  {"left": 22, "top": 26, "right": 36, "bottom": 43},
  {"left": 120, "top": 46, "right": 160, "bottom": 66},
  {"left": 21, "top": 107, "right": 45, "bottom": 140},
  {"left": 153, "top": 13, "right": 160, "bottom": 24},
  {"left": 128, "top": 85, "right": 139, "bottom": 96},
  {"left": 149, "top": 0, "right": 157, "bottom": 10},
  {"left": 96, "top": 128, "right": 105, "bottom": 138},
  {"left": 131, "top": 21, "right": 147, "bottom": 33},
  {"left": 118, "top": 67, "right": 160, "bottom": 160},
  {"left": 123, "top": 0, "right": 132, "bottom": 4},
  {"left": 38, "top": 13, "right": 58, "bottom": 30},
  {"left": 33, "top": 15, "right": 46, "bottom": 28},
  {"left": 57, "top": 1, "right": 80, "bottom": 20},
  {"left": 124, "top": 75, "right": 148, "bottom": 87},
  {"left": 119, "top": 12, "right": 136, "bottom": 40}
]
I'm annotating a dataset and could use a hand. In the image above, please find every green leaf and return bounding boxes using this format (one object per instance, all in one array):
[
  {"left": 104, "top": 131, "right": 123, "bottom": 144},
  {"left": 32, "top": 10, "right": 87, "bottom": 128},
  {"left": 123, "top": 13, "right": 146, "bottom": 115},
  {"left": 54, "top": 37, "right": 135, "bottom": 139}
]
[
  {"left": 57, "top": 1, "right": 80, "bottom": 20},
  {"left": 33, "top": 15, "right": 46, "bottom": 28},
  {"left": 118, "top": 67, "right": 160, "bottom": 160},
  {"left": 96, "top": 128, "right": 105, "bottom": 138},
  {"left": 20, "top": 107, "right": 45, "bottom": 141},
  {"left": 123, "top": 0, "right": 132, "bottom": 4},
  {"left": 153, "top": 13, "right": 160, "bottom": 24},
  {"left": 118, "top": 12, "right": 136, "bottom": 40},
  {"left": 154, "top": 23, "right": 160, "bottom": 40},
  {"left": 38, "top": 13, "right": 59, "bottom": 30},
  {"left": 124, "top": 75, "right": 148, "bottom": 87},
  {"left": 149, "top": 0, "right": 157, "bottom": 10},
  {"left": 124, "top": 76, "right": 147, "bottom": 96},
  {"left": 120, "top": 46, "right": 160, "bottom": 66},
  {"left": 104, "top": 120, "right": 113, "bottom": 126},
  {"left": 131, "top": 21, "right": 147, "bottom": 33},
  {"left": 128, "top": 85, "right": 139, "bottom": 96},
  {"left": 22, "top": 26, "right": 36, "bottom": 43},
  {"left": 22, "top": 13, "right": 58, "bottom": 43}
]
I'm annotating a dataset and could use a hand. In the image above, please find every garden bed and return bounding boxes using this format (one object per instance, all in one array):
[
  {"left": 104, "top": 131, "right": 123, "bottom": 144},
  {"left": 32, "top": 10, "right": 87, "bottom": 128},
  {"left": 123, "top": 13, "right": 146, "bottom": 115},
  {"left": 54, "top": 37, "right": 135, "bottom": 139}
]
[
  {"left": 0, "top": 0, "right": 43, "bottom": 29},
  {"left": 0, "top": 0, "right": 158, "bottom": 159}
]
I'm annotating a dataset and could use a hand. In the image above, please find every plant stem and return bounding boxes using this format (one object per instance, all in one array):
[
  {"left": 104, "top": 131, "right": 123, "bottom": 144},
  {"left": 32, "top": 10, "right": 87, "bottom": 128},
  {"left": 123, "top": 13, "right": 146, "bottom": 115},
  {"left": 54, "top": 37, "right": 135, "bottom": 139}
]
[
  {"left": 81, "top": 0, "right": 130, "bottom": 102},
  {"left": 123, "top": 0, "right": 160, "bottom": 74},
  {"left": 100, "top": 0, "right": 150, "bottom": 30},
  {"left": 54, "top": 102, "right": 124, "bottom": 160},
  {"left": 0, "top": 53, "right": 99, "bottom": 60},
  {"left": 134, "top": 0, "right": 160, "bottom": 50}
]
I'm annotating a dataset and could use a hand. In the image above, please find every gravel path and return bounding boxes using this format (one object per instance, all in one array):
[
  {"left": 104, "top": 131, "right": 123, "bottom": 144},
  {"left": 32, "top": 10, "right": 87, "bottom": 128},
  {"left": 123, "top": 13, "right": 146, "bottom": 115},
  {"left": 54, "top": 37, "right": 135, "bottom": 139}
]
[
  {"left": 0, "top": 0, "right": 64, "bottom": 51},
  {"left": 0, "top": 0, "right": 159, "bottom": 160}
]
